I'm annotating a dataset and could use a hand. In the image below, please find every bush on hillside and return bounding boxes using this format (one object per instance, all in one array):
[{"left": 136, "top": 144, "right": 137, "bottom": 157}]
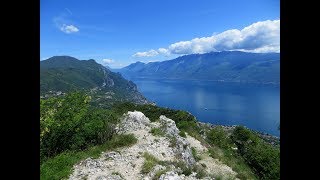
[
  {"left": 206, "top": 126, "right": 232, "bottom": 149},
  {"left": 40, "top": 92, "right": 119, "bottom": 162},
  {"left": 231, "top": 126, "right": 280, "bottom": 180}
]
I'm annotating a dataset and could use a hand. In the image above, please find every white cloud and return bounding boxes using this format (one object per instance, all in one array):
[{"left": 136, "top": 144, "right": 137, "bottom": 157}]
[
  {"left": 101, "top": 58, "right": 127, "bottom": 68},
  {"left": 60, "top": 24, "right": 79, "bottom": 34},
  {"left": 41, "top": 57, "right": 49, "bottom": 61},
  {"left": 147, "top": 60, "right": 158, "bottom": 63},
  {"left": 133, "top": 19, "right": 280, "bottom": 57},
  {"left": 102, "top": 58, "right": 114, "bottom": 64},
  {"left": 132, "top": 49, "right": 159, "bottom": 57},
  {"left": 157, "top": 48, "right": 170, "bottom": 56}
]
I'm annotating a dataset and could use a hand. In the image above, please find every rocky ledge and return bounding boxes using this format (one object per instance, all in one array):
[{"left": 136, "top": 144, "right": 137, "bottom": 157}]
[{"left": 69, "top": 111, "right": 238, "bottom": 180}]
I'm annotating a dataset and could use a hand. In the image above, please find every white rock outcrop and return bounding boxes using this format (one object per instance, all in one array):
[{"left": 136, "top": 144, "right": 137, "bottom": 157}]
[
  {"left": 69, "top": 111, "right": 238, "bottom": 180},
  {"left": 159, "top": 115, "right": 196, "bottom": 167}
]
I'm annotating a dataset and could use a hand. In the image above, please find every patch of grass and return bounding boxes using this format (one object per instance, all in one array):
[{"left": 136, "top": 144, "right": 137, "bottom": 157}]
[
  {"left": 179, "top": 130, "right": 187, "bottom": 138},
  {"left": 193, "top": 164, "right": 206, "bottom": 179},
  {"left": 168, "top": 136, "right": 178, "bottom": 148},
  {"left": 150, "top": 128, "right": 165, "bottom": 136},
  {"left": 191, "top": 147, "right": 201, "bottom": 161},
  {"left": 212, "top": 174, "right": 236, "bottom": 180},
  {"left": 208, "top": 146, "right": 257, "bottom": 180},
  {"left": 213, "top": 174, "right": 223, "bottom": 180},
  {"left": 40, "top": 134, "right": 137, "bottom": 180},
  {"left": 173, "top": 161, "right": 192, "bottom": 176},
  {"left": 141, "top": 152, "right": 160, "bottom": 174},
  {"left": 152, "top": 167, "right": 170, "bottom": 180}
]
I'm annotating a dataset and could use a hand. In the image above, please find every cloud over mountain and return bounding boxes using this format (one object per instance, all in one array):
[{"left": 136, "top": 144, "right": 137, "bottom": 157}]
[
  {"left": 133, "top": 20, "right": 280, "bottom": 57},
  {"left": 133, "top": 49, "right": 159, "bottom": 57}
]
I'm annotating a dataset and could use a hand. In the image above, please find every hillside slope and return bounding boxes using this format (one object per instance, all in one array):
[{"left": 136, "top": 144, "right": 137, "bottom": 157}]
[
  {"left": 117, "top": 51, "right": 280, "bottom": 84},
  {"left": 69, "top": 111, "right": 238, "bottom": 180},
  {"left": 40, "top": 56, "right": 148, "bottom": 107}
]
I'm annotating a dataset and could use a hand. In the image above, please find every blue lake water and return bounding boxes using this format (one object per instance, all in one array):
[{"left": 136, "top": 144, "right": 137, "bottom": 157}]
[{"left": 131, "top": 78, "right": 280, "bottom": 137}]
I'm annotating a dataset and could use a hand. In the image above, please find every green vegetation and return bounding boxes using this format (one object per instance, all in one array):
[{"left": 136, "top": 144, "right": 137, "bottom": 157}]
[
  {"left": 206, "top": 126, "right": 258, "bottom": 179},
  {"left": 40, "top": 92, "right": 120, "bottom": 162},
  {"left": 111, "top": 102, "right": 201, "bottom": 138},
  {"left": 40, "top": 57, "right": 105, "bottom": 93},
  {"left": 231, "top": 126, "right": 280, "bottom": 180},
  {"left": 153, "top": 168, "right": 169, "bottom": 180},
  {"left": 150, "top": 127, "right": 165, "bottom": 136},
  {"left": 191, "top": 147, "right": 201, "bottom": 161},
  {"left": 141, "top": 152, "right": 160, "bottom": 174},
  {"left": 208, "top": 146, "right": 257, "bottom": 179},
  {"left": 172, "top": 161, "right": 206, "bottom": 178},
  {"left": 40, "top": 92, "right": 138, "bottom": 179},
  {"left": 40, "top": 134, "right": 137, "bottom": 180},
  {"left": 193, "top": 164, "right": 207, "bottom": 179},
  {"left": 207, "top": 126, "right": 232, "bottom": 149},
  {"left": 205, "top": 125, "right": 280, "bottom": 180},
  {"left": 110, "top": 102, "right": 279, "bottom": 179},
  {"left": 40, "top": 90, "right": 279, "bottom": 180},
  {"left": 179, "top": 130, "right": 187, "bottom": 137},
  {"left": 168, "top": 136, "right": 178, "bottom": 148},
  {"left": 40, "top": 56, "right": 147, "bottom": 108}
]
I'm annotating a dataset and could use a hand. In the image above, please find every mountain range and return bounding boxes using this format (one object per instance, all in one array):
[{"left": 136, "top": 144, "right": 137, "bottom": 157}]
[
  {"left": 40, "top": 56, "right": 149, "bottom": 107},
  {"left": 116, "top": 51, "right": 280, "bottom": 84}
]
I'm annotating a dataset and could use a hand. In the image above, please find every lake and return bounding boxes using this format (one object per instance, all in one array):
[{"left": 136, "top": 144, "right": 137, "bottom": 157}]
[{"left": 130, "top": 78, "right": 280, "bottom": 137}]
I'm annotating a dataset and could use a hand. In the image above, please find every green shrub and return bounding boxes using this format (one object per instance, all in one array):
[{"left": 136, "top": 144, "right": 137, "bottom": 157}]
[
  {"left": 150, "top": 128, "right": 165, "bottom": 136},
  {"left": 207, "top": 126, "right": 232, "bottom": 149},
  {"left": 231, "top": 126, "right": 280, "bottom": 180},
  {"left": 193, "top": 164, "right": 206, "bottom": 179},
  {"left": 141, "top": 152, "right": 160, "bottom": 174},
  {"left": 208, "top": 146, "right": 257, "bottom": 179},
  {"left": 174, "top": 161, "right": 192, "bottom": 176},
  {"left": 191, "top": 147, "right": 201, "bottom": 161},
  {"left": 40, "top": 92, "right": 119, "bottom": 162},
  {"left": 179, "top": 130, "right": 187, "bottom": 138},
  {"left": 168, "top": 137, "right": 178, "bottom": 148},
  {"left": 40, "top": 134, "right": 137, "bottom": 180}
]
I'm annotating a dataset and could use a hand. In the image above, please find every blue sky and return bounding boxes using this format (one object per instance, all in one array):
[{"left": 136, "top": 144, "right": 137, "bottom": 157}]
[{"left": 40, "top": 0, "right": 280, "bottom": 68}]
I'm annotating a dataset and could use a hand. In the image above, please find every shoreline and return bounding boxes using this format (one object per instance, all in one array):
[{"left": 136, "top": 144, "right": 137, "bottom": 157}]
[
  {"left": 129, "top": 76, "right": 280, "bottom": 86},
  {"left": 197, "top": 121, "right": 280, "bottom": 146}
]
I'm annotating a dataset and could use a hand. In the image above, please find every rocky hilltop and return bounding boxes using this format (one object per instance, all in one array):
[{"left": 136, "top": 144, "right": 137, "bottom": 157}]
[{"left": 69, "top": 111, "right": 237, "bottom": 180}]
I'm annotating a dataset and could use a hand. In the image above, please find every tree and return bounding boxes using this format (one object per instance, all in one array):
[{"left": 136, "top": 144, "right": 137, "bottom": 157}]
[{"left": 40, "top": 92, "right": 119, "bottom": 161}]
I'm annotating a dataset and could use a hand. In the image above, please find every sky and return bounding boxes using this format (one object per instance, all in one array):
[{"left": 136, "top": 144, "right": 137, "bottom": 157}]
[{"left": 40, "top": 0, "right": 280, "bottom": 68}]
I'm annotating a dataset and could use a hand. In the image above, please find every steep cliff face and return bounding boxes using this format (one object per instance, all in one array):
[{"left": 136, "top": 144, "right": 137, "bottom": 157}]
[{"left": 69, "top": 111, "right": 237, "bottom": 180}]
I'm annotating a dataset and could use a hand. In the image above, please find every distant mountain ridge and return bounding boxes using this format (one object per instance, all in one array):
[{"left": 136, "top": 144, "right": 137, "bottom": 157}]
[
  {"left": 40, "top": 56, "right": 149, "bottom": 107},
  {"left": 117, "top": 51, "right": 280, "bottom": 84}
]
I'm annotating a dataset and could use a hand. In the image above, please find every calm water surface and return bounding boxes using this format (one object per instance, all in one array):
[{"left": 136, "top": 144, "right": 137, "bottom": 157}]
[{"left": 131, "top": 78, "right": 280, "bottom": 136}]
